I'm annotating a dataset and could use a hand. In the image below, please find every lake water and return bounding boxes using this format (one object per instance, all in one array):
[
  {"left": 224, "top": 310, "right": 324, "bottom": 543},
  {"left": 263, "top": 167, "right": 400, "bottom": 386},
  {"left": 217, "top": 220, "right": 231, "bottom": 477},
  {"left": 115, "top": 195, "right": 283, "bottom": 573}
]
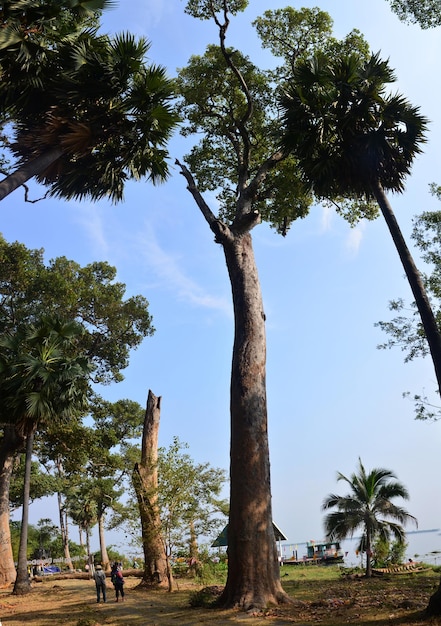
[{"left": 280, "top": 529, "right": 441, "bottom": 567}]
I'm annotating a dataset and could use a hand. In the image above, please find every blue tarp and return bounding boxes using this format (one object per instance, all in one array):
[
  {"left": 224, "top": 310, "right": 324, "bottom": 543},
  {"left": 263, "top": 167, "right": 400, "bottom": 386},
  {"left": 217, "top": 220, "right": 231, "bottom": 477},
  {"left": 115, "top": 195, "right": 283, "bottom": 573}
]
[{"left": 42, "top": 565, "right": 61, "bottom": 575}]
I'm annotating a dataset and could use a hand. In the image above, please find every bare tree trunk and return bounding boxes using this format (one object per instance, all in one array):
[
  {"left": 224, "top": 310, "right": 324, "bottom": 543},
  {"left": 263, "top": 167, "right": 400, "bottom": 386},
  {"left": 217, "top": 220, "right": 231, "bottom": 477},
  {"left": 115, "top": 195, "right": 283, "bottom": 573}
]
[
  {"left": 0, "top": 147, "right": 64, "bottom": 202},
  {"left": 56, "top": 458, "right": 73, "bottom": 571},
  {"left": 57, "top": 491, "right": 74, "bottom": 570},
  {"left": 219, "top": 232, "right": 288, "bottom": 609},
  {"left": 85, "top": 527, "right": 94, "bottom": 578},
  {"left": 63, "top": 510, "right": 74, "bottom": 571},
  {"left": 0, "top": 426, "right": 24, "bottom": 587},
  {"left": 79, "top": 528, "right": 85, "bottom": 551},
  {"left": 97, "top": 514, "right": 110, "bottom": 571},
  {"left": 132, "top": 390, "right": 172, "bottom": 590}
]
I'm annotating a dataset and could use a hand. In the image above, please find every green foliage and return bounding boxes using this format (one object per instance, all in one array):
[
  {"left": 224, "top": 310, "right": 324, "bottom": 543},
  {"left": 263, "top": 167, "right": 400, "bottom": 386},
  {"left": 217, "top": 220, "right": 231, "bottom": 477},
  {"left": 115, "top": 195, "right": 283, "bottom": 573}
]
[
  {"left": 123, "top": 437, "right": 227, "bottom": 555},
  {"left": 9, "top": 458, "right": 59, "bottom": 510},
  {"left": 93, "top": 546, "right": 124, "bottom": 565},
  {"left": 157, "top": 437, "right": 227, "bottom": 555},
  {"left": 9, "top": 518, "right": 71, "bottom": 560},
  {"left": 0, "top": 2, "right": 179, "bottom": 202},
  {"left": 194, "top": 554, "right": 228, "bottom": 586},
  {"left": 0, "top": 236, "right": 154, "bottom": 384},
  {"left": 176, "top": 5, "right": 376, "bottom": 235},
  {"left": 39, "top": 395, "right": 145, "bottom": 550},
  {"left": 0, "top": 317, "right": 92, "bottom": 435},
  {"left": 388, "top": 0, "right": 441, "bottom": 28},
  {"left": 48, "top": 536, "right": 84, "bottom": 560},
  {"left": 184, "top": 0, "right": 248, "bottom": 21},
  {"left": 253, "top": 7, "right": 369, "bottom": 81},
  {"left": 372, "top": 536, "right": 407, "bottom": 567},
  {"left": 279, "top": 52, "right": 428, "bottom": 202}
]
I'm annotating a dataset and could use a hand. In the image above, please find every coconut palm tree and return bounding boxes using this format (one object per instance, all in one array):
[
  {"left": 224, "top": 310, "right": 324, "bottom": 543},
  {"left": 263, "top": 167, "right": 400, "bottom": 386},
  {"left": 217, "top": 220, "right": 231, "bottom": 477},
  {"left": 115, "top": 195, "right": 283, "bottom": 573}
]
[
  {"left": 0, "top": 317, "right": 92, "bottom": 594},
  {"left": 0, "top": 5, "right": 178, "bottom": 201},
  {"left": 322, "top": 458, "right": 417, "bottom": 577},
  {"left": 278, "top": 52, "right": 441, "bottom": 398}
]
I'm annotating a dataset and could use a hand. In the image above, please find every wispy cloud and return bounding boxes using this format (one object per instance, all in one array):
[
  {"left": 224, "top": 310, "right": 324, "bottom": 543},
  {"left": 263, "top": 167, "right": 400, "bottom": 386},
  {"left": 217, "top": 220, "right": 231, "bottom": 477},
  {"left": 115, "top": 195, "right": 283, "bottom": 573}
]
[
  {"left": 136, "top": 222, "right": 232, "bottom": 317},
  {"left": 319, "top": 202, "right": 335, "bottom": 233},
  {"left": 345, "top": 222, "right": 365, "bottom": 256},
  {"left": 73, "top": 203, "right": 110, "bottom": 259},
  {"left": 319, "top": 202, "right": 365, "bottom": 256}
]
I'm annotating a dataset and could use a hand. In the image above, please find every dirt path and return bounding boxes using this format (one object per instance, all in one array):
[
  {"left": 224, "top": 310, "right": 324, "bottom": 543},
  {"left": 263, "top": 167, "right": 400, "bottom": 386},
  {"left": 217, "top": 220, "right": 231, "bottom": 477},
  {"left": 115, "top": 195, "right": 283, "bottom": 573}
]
[
  {"left": 0, "top": 572, "right": 440, "bottom": 625},
  {"left": 0, "top": 578, "right": 277, "bottom": 626}
]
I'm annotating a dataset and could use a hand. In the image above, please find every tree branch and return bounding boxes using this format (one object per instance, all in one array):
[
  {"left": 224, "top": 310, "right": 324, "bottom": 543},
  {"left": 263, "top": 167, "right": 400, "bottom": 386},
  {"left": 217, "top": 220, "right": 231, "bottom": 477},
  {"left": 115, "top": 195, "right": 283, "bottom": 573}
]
[{"left": 175, "top": 159, "right": 234, "bottom": 244}]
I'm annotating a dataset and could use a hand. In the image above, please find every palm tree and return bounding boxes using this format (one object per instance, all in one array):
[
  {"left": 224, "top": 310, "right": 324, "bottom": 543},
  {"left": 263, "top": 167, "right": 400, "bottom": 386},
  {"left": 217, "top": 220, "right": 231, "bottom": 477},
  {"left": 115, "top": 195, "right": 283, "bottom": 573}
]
[
  {"left": 0, "top": 6, "right": 178, "bottom": 201},
  {"left": 322, "top": 458, "right": 417, "bottom": 577},
  {"left": 0, "top": 317, "right": 92, "bottom": 594},
  {"left": 278, "top": 53, "right": 441, "bottom": 398}
]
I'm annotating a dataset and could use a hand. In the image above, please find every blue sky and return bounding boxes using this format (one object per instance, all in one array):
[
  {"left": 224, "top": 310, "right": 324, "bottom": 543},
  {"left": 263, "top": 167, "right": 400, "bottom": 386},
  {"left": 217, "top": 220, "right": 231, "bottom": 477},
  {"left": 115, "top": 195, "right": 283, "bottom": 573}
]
[{"left": 5, "top": 0, "right": 441, "bottom": 555}]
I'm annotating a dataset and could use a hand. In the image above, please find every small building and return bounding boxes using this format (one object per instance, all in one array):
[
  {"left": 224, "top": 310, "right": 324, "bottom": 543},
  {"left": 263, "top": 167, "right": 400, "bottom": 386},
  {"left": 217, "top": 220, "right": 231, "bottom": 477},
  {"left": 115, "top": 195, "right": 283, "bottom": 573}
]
[{"left": 212, "top": 522, "right": 287, "bottom": 556}]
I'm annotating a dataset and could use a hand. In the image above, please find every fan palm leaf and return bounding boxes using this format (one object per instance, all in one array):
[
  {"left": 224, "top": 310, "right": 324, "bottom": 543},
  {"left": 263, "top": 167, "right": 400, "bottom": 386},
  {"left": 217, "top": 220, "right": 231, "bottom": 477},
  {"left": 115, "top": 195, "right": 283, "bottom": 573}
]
[{"left": 322, "top": 459, "right": 416, "bottom": 577}]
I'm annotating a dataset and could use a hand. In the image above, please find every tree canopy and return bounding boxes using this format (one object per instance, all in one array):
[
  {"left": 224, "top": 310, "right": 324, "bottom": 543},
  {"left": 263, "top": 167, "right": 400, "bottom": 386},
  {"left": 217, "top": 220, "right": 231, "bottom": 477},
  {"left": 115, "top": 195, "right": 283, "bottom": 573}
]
[
  {"left": 387, "top": 0, "right": 441, "bottom": 28},
  {"left": 0, "top": 236, "right": 154, "bottom": 383},
  {"left": 0, "top": 1, "right": 179, "bottom": 201}
]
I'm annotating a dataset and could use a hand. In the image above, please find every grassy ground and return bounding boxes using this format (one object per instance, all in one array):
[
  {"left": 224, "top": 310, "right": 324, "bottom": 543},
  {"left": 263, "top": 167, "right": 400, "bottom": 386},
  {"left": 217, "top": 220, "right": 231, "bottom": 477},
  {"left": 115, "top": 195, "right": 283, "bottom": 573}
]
[{"left": 1, "top": 565, "right": 441, "bottom": 625}]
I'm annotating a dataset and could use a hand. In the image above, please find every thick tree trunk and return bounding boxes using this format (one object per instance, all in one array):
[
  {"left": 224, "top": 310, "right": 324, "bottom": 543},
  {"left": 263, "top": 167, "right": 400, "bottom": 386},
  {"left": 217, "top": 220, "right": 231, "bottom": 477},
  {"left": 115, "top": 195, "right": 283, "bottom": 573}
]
[
  {"left": 132, "top": 390, "right": 171, "bottom": 590},
  {"left": 0, "top": 147, "right": 64, "bottom": 202},
  {"left": 219, "top": 232, "right": 289, "bottom": 609},
  {"left": 373, "top": 181, "right": 441, "bottom": 396},
  {"left": 98, "top": 514, "right": 110, "bottom": 571},
  {"left": 13, "top": 430, "right": 35, "bottom": 595},
  {"left": 427, "top": 579, "right": 441, "bottom": 616},
  {"left": 177, "top": 159, "right": 289, "bottom": 609},
  {"left": 0, "top": 426, "right": 24, "bottom": 587}
]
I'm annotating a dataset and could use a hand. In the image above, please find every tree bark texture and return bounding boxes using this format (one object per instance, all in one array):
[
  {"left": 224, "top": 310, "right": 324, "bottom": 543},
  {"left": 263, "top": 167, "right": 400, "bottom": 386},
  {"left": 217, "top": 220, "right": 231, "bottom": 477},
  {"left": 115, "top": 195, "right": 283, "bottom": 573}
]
[
  {"left": 132, "top": 390, "right": 171, "bottom": 590},
  {"left": 98, "top": 514, "right": 110, "bottom": 571},
  {"left": 219, "top": 232, "right": 288, "bottom": 609},
  {"left": 0, "top": 426, "right": 25, "bottom": 587},
  {"left": 373, "top": 181, "right": 441, "bottom": 396},
  {"left": 0, "top": 147, "right": 64, "bottom": 202}
]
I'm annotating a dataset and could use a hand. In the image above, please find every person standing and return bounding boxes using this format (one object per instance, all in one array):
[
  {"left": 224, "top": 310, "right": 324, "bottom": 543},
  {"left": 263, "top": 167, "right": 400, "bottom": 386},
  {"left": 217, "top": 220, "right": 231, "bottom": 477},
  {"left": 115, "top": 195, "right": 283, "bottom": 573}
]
[
  {"left": 93, "top": 565, "right": 107, "bottom": 603},
  {"left": 111, "top": 563, "right": 125, "bottom": 602}
]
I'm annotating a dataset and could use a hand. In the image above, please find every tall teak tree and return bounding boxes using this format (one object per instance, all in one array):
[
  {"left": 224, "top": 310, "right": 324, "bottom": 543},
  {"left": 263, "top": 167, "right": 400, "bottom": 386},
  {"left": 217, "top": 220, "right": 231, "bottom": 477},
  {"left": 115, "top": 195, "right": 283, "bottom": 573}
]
[{"left": 176, "top": 1, "right": 369, "bottom": 608}]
